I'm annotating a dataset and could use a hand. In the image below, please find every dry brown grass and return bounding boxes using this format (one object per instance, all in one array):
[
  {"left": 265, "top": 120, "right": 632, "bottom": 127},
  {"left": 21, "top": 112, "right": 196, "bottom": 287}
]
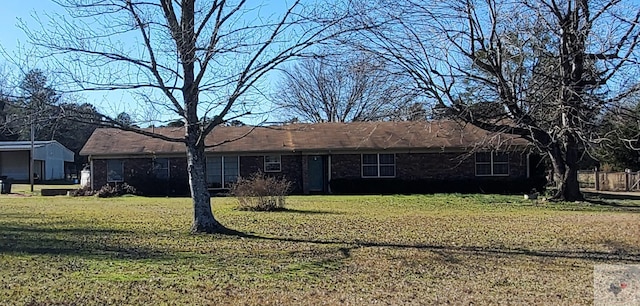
[{"left": 0, "top": 194, "right": 638, "bottom": 305}]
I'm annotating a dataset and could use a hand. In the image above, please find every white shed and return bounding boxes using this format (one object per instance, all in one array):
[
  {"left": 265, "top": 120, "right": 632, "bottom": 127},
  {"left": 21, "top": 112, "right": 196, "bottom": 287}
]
[{"left": 0, "top": 141, "right": 75, "bottom": 181}]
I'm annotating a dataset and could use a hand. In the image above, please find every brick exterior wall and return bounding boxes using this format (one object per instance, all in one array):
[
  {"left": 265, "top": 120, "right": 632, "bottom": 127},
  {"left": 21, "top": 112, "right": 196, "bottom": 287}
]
[
  {"left": 91, "top": 159, "right": 107, "bottom": 189},
  {"left": 281, "top": 155, "right": 304, "bottom": 193},
  {"left": 330, "top": 154, "right": 361, "bottom": 179},
  {"left": 239, "top": 156, "right": 262, "bottom": 177},
  {"left": 239, "top": 155, "right": 304, "bottom": 193},
  {"left": 169, "top": 158, "right": 189, "bottom": 183},
  {"left": 92, "top": 157, "right": 189, "bottom": 195},
  {"left": 330, "top": 152, "right": 528, "bottom": 181},
  {"left": 395, "top": 152, "right": 474, "bottom": 179},
  {"left": 91, "top": 151, "right": 532, "bottom": 195},
  {"left": 395, "top": 152, "right": 528, "bottom": 180}
]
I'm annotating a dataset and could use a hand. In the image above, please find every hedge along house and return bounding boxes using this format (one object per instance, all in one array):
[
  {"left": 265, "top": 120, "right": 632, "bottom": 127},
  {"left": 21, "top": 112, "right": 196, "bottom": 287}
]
[
  {"left": 0, "top": 141, "right": 75, "bottom": 181},
  {"left": 79, "top": 121, "right": 545, "bottom": 196}
]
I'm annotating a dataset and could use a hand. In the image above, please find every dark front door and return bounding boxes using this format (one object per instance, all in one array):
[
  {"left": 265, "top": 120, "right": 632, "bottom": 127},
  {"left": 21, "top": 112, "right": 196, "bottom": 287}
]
[{"left": 308, "top": 155, "right": 325, "bottom": 192}]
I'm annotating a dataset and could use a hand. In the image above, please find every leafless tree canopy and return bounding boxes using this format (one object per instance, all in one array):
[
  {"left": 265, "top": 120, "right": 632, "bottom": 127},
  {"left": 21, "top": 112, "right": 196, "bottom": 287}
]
[
  {"left": 273, "top": 51, "right": 420, "bottom": 122},
  {"left": 22, "top": 0, "right": 360, "bottom": 233},
  {"left": 25, "top": 1, "right": 356, "bottom": 136},
  {"left": 353, "top": 0, "right": 640, "bottom": 201}
]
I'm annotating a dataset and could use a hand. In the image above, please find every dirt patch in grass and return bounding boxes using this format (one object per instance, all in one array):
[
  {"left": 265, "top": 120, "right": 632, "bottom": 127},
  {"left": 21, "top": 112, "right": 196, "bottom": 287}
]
[{"left": 0, "top": 194, "right": 638, "bottom": 305}]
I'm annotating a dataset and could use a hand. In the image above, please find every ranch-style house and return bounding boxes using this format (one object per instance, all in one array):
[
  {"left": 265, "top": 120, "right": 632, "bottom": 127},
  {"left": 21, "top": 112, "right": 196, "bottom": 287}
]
[{"left": 80, "top": 121, "right": 545, "bottom": 195}]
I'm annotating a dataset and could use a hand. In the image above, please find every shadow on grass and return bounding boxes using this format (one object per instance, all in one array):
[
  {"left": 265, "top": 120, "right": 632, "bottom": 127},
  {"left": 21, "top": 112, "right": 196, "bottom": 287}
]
[
  {"left": 233, "top": 208, "right": 342, "bottom": 215},
  {"left": 583, "top": 190, "right": 640, "bottom": 201},
  {"left": 0, "top": 213, "right": 39, "bottom": 219},
  {"left": 3, "top": 221, "right": 638, "bottom": 266},
  {"left": 584, "top": 198, "right": 640, "bottom": 211},
  {"left": 0, "top": 224, "right": 169, "bottom": 260},
  {"left": 271, "top": 208, "right": 343, "bottom": 215},
  {"left": 220, "top": 230, "right": 640, "bottom": 263},
  {"left": 0, "top": 224, "right": 136, "bottom": 235}
]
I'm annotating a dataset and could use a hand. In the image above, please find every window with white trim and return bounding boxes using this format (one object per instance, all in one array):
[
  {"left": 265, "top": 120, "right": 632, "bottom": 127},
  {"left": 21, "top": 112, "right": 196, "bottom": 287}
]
[
  {"left": 106, "top": 159, "right": 124, "bottom": 182},
  {"left": 206, "top": 156, "right": 239, "bottom": 188},
  {"left": 152, "top": 158, "right": 170, "bottom": 180},
  {"left": 475, "top": 152, "right": 509, "bottom": 176},
  {"left": 362, "top": 153, "right": 395, "bottom": 178},
  {"left": 264, "top": 155, "right": 281, "bottom": 172}
]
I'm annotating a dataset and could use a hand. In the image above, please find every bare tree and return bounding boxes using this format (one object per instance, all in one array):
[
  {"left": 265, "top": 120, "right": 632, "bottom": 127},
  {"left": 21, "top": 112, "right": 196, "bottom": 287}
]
[
  {"left": 23, "top": 0, "right": 359, "bottom": 233},
  {"left": 0, "top": 64, "right": 11, "bottom": 138},
  {"left": 273, "top": 51, "right": 418, "bottom": 122},
  {"left": 0, "top": 69, "right": 66, "bottom": 142},
  {"left": 597, "top": 98, "right": 640, "bottom": 170},
  {"left": 354, "top": 0, "right": 640, "bottom": 201}
]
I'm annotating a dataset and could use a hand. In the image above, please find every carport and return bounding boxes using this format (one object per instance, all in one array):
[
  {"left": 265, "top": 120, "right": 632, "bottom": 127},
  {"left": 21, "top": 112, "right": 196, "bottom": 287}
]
[{"left": 0, "top": 141, "right": 74, "bottom": 181}]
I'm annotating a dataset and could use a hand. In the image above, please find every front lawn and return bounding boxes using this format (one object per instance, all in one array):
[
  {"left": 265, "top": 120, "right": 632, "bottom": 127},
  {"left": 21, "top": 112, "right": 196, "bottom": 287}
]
[
  {"left": 7, "top": 183, "right": 80, "bottom": 195},
  {"left": 0, "top": 194, "right": 638, "bottom": 305}
]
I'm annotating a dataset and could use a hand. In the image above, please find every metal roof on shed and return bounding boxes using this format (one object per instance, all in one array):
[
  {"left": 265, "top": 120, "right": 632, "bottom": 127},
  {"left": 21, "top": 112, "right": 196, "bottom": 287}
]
[{"left": 0, "top": 141, "right": 55, "bottom": 151}]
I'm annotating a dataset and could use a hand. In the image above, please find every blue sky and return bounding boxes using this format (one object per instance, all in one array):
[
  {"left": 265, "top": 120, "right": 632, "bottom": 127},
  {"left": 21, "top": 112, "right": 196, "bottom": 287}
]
[
  {"left": 0, "top": 2, "right": 44, "bottom": 53},
  {"left": 0, "top": 2, "right": 68, "bottom": 61},
  {"left": 0, "top": 2, "right": 158, "bottom": 123},
  {"left": 0, "top": 1, "right": 298, "bottom": 126}
]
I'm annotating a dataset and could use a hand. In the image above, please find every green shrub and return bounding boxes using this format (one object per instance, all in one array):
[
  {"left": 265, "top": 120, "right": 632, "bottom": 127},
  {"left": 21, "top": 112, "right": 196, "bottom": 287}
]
[{"left": 230, "top": 172, "right": 292, "bottom": 211}]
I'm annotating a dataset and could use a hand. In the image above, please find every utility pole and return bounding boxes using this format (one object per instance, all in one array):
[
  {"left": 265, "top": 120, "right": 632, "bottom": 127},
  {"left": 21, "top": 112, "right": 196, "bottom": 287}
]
[{"left": 30, "top": 112, "right": 34, "bottom": 193}]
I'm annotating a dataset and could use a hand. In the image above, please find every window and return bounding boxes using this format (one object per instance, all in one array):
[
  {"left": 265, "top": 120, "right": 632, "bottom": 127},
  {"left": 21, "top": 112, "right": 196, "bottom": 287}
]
[
  {"left": 264, "top": 155, "right": 281, "bottom": 172},
  {"left": 206, "top": 156, "right": 239, "bottom": 188},
  {"left": 152, "top": 158, "right": 170, "bottom": 180},
  {"left": 107, "top": 160, "right": 124, "bottom": 182},
  {"left": 475, "top": 152, "right": 509, "bottom": 176},
  {"left": 362, "top": 153, "right": 395, "bottom": 178}
]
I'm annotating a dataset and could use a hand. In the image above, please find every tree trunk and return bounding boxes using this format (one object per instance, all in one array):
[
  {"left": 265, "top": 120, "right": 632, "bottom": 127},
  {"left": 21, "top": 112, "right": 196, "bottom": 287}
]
[
  {"left": 186, "top": 136, "right": 225, "bottom": 234},
  {"left": 548, "top": 142, "right": 584, "bottom": 202}
]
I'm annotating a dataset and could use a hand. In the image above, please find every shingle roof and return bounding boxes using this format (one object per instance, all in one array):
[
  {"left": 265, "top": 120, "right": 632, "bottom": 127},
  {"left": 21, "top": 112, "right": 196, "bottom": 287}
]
[{"left": 80, "top": 121, "right": 527, "bottom": 156}]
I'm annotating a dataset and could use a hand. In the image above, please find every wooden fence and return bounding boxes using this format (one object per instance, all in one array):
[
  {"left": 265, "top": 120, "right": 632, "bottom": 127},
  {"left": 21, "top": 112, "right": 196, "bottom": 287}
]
[{"left": 578, "top": 170, "right": 640, "bottom": 192}]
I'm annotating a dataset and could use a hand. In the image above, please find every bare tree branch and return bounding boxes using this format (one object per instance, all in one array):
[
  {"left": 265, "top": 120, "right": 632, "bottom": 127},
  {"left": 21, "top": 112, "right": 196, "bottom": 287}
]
[
  {"left": 22, "top": 0, "right": 361, "bottom": 233},
  {"left": 353, "top": 0, "right": 640, "bottom": 201}
]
